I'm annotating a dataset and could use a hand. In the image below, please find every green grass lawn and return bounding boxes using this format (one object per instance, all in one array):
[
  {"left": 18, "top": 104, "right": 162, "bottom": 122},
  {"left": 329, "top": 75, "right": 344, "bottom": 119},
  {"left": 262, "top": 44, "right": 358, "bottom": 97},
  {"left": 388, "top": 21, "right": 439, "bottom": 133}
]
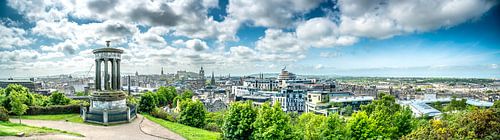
[
  {"left": 21, "top": 114, "right": 84, "bottom": 123},
  {"left": 144, "top": 114, "right": 220, "bottom": 140},
  {"left": 0, "top": 121, "right": 83, "bottom": 137}
]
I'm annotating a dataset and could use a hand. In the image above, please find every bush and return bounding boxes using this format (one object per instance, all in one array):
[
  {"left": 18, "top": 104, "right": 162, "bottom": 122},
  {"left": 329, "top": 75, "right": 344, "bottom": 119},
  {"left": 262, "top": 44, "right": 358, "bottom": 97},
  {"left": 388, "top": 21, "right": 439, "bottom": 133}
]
[
  {"left": 151, "top": 107, "right": 175, "bottom": 122},
  {"left": 25, "top": 104, "right": 80, "bottom": 115},
  {"left": 49, "top": 92, "right": 71, "bottom": 105},
  {"left": 0, "top": 106, "right": 8, "bottom": 122},
  {"left": 139, "top": 92, "right": 158, "bottom": 113},
  {"left": 178, "top": 99, "right": 206, "bottom": 128}
]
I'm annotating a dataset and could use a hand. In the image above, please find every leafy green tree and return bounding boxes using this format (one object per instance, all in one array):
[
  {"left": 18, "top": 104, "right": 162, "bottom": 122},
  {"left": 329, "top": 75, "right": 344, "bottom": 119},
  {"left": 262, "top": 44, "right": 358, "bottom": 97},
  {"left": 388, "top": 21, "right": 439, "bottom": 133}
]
[
  {"left": 321, "top": 113, "right": 347, "bottom": 139},
  {"left": 491, "top": 100, "right": 500, "bottom": 109},
  {"left": 156, "top": 86, "right": 178, "bottom": 107},
  {"left": 49, "top": 91, "right": 71, "bottom": 105},
  {"left": 222, "top": 101, "right": 257, "bottom": 140},
  {"left": 139, "top": 91, "right": 158, "bottom": 113},
  {"left": 444, "top": 96, "right": 467, "bottom": 111},
  {"left": 357, "top": 93, "right": 415, "bottom": 139},
  {"left": 9, "top": 90, "right": 28, "bottom": 124},
  {"left": 178, "top": 99, "right": 206, "bottom": 128},
  {"left": 2, "top": 84, "right": 30, "bottom": 110},
  {"left": 156, "top": 87, "right": 169, "bottom": 107},
  {"left": 343, "top": 105, "right": 353, "bottom": 116},
  {"left": 165, "top": 86, "right": 177, "bottom": 107},
  {"left": 347, "top": 111, "right": 380, "bottom": 139},
  {"left": 297, "top": 113, "right": 326, "bottom": 140},
  {"left": 252, "top": 102, "right": 296, "bottom": 139},
  {"left": 173, "top": 90, "right": 193, "bottom": 107}
]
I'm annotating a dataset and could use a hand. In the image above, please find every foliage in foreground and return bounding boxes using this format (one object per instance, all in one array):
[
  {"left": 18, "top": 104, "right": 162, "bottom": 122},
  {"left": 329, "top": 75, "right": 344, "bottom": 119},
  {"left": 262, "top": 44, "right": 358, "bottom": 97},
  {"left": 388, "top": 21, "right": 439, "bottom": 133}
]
[
  {"left": 144, "top": 114, "right": 220, "bottom": 140},
  {"left": 178, "top": 99, "right": 206, "bottom": 128}
]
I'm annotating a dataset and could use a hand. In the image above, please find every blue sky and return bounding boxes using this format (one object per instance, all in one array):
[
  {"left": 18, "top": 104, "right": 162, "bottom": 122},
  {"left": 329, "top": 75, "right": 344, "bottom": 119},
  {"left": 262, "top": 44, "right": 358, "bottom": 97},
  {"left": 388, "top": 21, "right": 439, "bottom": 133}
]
[{"left": 0, "top": 0, "right": 498, "bottom": 78}]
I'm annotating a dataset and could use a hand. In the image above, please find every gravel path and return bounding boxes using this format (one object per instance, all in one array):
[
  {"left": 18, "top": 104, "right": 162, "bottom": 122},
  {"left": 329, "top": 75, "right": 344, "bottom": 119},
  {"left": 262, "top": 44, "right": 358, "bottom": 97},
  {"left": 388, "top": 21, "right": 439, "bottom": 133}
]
[{"left": 1, "top": 114, "right": 185, "bottom": 140}]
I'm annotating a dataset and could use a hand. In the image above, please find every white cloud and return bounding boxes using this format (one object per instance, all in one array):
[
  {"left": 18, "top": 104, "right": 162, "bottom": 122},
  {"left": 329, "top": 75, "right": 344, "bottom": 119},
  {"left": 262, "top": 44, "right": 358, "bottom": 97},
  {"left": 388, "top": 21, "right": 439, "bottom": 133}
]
[
  {"left": 0, "top": 24, "right": 32, "bottom": 49},
  {"left": 185, "top": 39, "right": 209, "bottom": 52},
  {"left": 338, "top": 0, "right": 498, "bottom": 39},
  {"left": 256, "top": 29, "right": 304, "bottom": 54},
  {"left": 227, "top": 0, "right": 322, "bottom": 28},
  {"left": 0, "top": 49, "right": 40, "bottom": 63},
  {"left": 314, "top": 64, "right": 324, "bottom": 69},
  {"left": 297, "top": 17, "right": 358, "bottom": 47}
]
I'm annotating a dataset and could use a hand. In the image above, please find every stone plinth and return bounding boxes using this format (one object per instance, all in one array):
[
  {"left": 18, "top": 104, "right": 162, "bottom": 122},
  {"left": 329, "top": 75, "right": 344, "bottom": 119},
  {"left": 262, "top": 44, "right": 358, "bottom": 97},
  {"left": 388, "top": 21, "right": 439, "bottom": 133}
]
[{"left": 90, "top": 91, "right": 127, "bottom": 111}]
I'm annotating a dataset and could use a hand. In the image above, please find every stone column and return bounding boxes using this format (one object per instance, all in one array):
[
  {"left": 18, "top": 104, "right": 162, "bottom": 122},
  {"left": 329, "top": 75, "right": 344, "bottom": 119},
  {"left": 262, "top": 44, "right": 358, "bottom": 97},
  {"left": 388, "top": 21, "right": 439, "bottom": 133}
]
[
  {"left": 98, "top": 59, "right": 103, "bottom": 90},
  {"left": 104, "top": 59, "right": 109, "bottom": 90},
  {"left": 95, "top": 59, "right": 99, "bottom": 90},
  {"left": 117, "top": 59, "right": 121, "bottom": 90},
  {"left": 111, "top": 59, "right": 116, "bottom": 90}
]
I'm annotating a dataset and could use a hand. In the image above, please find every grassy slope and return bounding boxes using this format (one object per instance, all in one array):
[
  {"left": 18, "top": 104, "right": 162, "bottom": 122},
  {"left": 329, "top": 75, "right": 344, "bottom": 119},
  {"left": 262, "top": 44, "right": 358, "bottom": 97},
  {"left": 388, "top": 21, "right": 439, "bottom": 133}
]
[
  {"left": 143, "top": 114, "right": 220, "bottom": 140},
  {"left": 22, "top": 114, "right": 83, "bottom": 123},
  {"left": 0, "top": 121, "right": 83, "bottom": 137}
]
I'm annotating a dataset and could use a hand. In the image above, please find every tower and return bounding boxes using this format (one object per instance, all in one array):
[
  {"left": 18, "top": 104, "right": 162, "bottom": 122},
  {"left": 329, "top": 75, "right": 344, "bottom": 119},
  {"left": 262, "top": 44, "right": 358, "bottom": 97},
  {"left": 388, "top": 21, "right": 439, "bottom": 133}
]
[
  {"left": 161, "top": 67, "right": 164, "bottom": 75},
  {"left": 199, "top": 67, "right": 205, "bottom": 88},
  {"left": 210, "top": 72, "right": 215, "bottom": 86}
]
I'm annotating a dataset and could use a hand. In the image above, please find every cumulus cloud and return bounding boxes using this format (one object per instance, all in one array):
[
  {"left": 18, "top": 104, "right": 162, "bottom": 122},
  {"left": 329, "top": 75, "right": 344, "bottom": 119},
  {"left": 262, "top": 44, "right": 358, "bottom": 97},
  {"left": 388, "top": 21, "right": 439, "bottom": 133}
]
[
  {"left": 185, "top": 39, "right": 209, "bottom": 51},
  {"left": 297, "top": 18, "right": 358, "bottom": 47},
  {"left": 0, "top": 24, "right": 33, "bottom": 49},
  {"left": 228, "top": 0, "right": 322, "bottom": 28},
  {"left": 338, "top": 0, "right": 498, "bottom": 39}
]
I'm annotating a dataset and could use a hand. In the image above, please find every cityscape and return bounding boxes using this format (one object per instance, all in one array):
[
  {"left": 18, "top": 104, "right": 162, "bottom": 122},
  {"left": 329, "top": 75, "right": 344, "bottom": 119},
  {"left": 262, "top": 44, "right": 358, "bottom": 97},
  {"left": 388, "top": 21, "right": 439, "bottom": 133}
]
[{"left": 1, "top": 0, "right": 500, "bottom": 140}]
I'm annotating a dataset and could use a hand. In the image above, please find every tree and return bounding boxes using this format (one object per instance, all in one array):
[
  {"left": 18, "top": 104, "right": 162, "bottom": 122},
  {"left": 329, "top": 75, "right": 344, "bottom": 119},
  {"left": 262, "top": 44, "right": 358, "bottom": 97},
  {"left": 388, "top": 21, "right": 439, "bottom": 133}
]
[
  {"left": 343, "top": 105, "right": 353, "bottom": 116},
  {"left": 2, "top": 84, "right": 30, "bottom": 111},
  {"left": 178, "top": 99, "right": 206, "bottom": 128},
  {"left": 297, "top": 113, "right": 326, "bottom": 140},
  {"left": 49, "top": 91, "right": 71, "bottom": 105},
  {"left": 445, "top": 96, "right": 467, "bottom": 111},
  {"left": 9, "top": 90, "right": 28, "bottom": 124},
  {"left": 347, "top": 111, "right": 380, "bottom": 139},
  {"left": 492, "top": 100, "right": 500, "bottom": 109},
  {"left": 173, "top": 90, "right": 193, "bottom": 107},
  {"left": 222, "top": 101, "right": 257, "bottom": 140},
  {"left": 252, "top": 102, "right": 296, "bottom": 139},
  {"left": 139, "top": 91, "right": 158, "bottom": 113},
  {"left": 321, "top": 113, "right": 347, "bottom": 139},
  {"left": 357, "top": 93, "right": 415, "bottom": 139},
  {"left": 156, "top": 87, "right": 169, "bottom": 107},
  {"left": 156, "top": 86, "right": 178, "bottom": 107}
]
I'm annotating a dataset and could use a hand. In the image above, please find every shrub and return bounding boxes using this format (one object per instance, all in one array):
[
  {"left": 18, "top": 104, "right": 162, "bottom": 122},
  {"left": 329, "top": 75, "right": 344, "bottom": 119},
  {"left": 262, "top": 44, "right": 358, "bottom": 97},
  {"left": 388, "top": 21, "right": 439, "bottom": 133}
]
[
  {"left": 178, "top": 99, "right": 206, "bottom": 128},
  {"left": 151, "top": 107, "right": 175, "bottom": 122},
  {"left": 139, "top": 92, "right": 158, "bottom": 113},
  {"left": 0, "top": 106, "right": 8, "bottom": 122},
  {"left": 25, "top": 104, "right": 80, "bottom": 115},
  {"left": 49, "top": 92, "right": 71, "bottom": 105}
]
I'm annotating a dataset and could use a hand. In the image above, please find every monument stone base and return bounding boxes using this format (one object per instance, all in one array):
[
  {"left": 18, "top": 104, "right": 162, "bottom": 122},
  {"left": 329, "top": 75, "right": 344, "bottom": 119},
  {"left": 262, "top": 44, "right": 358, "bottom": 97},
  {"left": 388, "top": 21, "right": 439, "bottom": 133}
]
[{"left": 81, "top": 90, "right": 136, "bottom": 125}]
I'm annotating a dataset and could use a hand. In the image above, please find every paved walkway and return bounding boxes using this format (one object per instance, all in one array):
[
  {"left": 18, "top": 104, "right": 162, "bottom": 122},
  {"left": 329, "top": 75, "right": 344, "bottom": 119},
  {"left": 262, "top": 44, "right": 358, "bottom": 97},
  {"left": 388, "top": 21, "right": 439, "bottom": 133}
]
[{"left": 1, "top": 115, "right": 185, "bottom": 140}]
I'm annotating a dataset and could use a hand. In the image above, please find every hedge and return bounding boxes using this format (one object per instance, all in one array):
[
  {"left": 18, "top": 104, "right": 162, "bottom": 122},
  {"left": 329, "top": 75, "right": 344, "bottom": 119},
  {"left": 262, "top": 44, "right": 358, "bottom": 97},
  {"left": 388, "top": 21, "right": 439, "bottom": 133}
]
[{"left": 26, "top": 104, "right": 81, "bottom": 115}]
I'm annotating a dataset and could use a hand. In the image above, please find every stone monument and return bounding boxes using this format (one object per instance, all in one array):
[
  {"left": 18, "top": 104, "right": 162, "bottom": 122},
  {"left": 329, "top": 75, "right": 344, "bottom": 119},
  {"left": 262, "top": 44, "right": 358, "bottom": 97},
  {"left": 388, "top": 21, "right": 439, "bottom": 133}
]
[{"left": 82, "top": 41, "right": 136, "bottom": 125}]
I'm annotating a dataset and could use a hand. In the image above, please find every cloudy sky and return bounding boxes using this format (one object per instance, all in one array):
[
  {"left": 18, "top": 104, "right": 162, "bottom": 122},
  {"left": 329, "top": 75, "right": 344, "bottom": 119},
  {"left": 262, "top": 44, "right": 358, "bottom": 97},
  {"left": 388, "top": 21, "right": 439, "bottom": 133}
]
[{"left": 0, "top": 0, "right": 499, "bottom": 78}]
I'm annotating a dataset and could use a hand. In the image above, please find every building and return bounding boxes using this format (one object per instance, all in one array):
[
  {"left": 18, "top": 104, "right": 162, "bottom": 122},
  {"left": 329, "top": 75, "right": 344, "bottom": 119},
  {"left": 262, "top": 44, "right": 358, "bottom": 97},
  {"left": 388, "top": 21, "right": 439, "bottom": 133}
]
[
  {"left": 198, "top": 67, "right": 206, "bottom": 88},
  {"left": 272, "top": 89, "right": 306, "bottom": 113},
  {"left": 305, "top": 91, "right": 374, "bottom": 116},
  {"left": 277, "top": 67, "right": 297, "bottom": 81},
  {"left": 0, "top": 79, "right": 38, "bottom": 91},
  {"left": 236, "top": 95, "right": 271, "bottom": 107},
  {"left": 243, "top": 79, "right": 279, "bottom": 91}
]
